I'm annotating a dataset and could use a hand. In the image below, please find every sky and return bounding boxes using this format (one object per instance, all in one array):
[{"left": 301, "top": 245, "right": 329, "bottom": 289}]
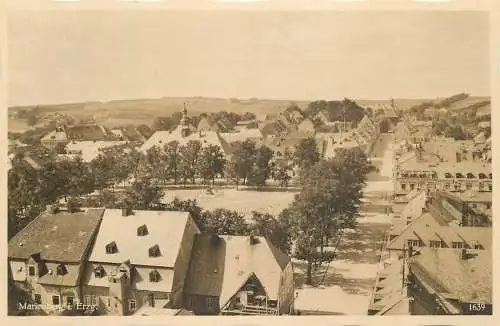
[{"left": 7, "top": 10, "right": 490, "bottom": 106}]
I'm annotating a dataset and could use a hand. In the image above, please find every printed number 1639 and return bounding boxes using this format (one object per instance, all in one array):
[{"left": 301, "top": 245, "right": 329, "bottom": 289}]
[{"left": 469, "top": 303, "right": 486, "bottom": 311}]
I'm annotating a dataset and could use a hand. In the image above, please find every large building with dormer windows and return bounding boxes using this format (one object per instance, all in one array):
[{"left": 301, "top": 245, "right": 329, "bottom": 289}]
[
  {"left": 81, "top": 208, "right": 200, "bottom": 315},
  {"left": 8, "top": 208, "right": 105, "bottom": 315}
]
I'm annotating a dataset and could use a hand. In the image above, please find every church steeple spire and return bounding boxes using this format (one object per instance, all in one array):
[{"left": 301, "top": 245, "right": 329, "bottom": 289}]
[{"left": 180, "top": 102, "right": 190, "bottom": 137}]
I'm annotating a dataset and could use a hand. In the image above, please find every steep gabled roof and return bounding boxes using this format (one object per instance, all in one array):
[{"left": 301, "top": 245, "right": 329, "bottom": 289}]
[
  {"left": 409, "top": 248, "right": 492, "bottom": 304},
  {"left": 8, "top": 208, "right": 105, "bottom": 262},
  {"left": 184, "top": 234, "right": 291, "bottom": 306}
]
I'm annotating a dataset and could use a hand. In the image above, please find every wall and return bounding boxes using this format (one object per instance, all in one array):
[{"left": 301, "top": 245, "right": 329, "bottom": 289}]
[
  {"left": 277, "top": 262, "right": 294, "bottom": 315},
  {"left": 171, "top": 216, "right": 199, "bottom": 308}
]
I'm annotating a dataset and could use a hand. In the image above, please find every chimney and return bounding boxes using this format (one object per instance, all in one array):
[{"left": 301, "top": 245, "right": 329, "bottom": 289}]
[
  {"left": 249, "top": 235, "right": 259, "bottom": 245},
  {"left": 122, "top": 207, "right": 132, "bottom": 217},
  {"left": 211, "top": 233, "right": 221, "bottom": 246}
]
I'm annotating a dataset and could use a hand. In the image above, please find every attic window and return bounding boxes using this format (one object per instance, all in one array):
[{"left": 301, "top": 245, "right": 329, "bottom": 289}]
[
  {"left": 456, "top": 173, "right": 464, "bottom": 179},
  {"left": 444, "top": 172, "right": 453, "bottom": 178},
  {"left": 479, "top": 173, "right": 487, "bottom": 179},
  {"left": 148, "top": 244, "right": 161, "bottom": 257},
  {"left": 94, "top": 265, "right": 105, "bottom": 278},
  {"left": 149, "top": 269, "right": 161, "bottom": 282},
  {"left": 137, "top": 225, "right": 148, "bottom": 236},
  {"left": 56, "top": 264, "right": 67, "bottom": 276},
  {"left": 106, "top": 241, "right": 118, "bottom": 254},
  {"left": 466, "top": 173, "right": 475, "bottom": 179}
]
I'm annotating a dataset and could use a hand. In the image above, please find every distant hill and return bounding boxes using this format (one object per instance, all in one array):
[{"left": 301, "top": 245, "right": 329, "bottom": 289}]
[{"left": 8, "top": 95, "right": 490, "bottom": 132}]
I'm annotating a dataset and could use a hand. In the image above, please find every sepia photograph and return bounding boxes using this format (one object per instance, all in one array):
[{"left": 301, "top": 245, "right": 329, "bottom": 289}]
[{"left": 5, "top": 6, "right": 492, "bottom": 319}]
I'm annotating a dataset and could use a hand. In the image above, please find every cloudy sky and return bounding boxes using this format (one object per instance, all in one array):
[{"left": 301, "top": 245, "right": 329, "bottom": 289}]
[{"left": 7, "top": 10, "right": 489, "bottom": 106}]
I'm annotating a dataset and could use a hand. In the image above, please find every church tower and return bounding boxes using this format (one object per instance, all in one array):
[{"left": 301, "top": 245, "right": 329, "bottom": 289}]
[{"left": 180, "top": 102, "right": 191, "bottom": 137}]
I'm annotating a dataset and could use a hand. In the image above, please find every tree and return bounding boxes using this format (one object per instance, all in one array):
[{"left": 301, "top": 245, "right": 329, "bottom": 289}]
[
  {"left": 123, "top": 179, "right": 163, "bottom": 210},
  {"left": 162, "top": 197, "right": 203, "bottom": 226},
  {"left": 250, "top": 211, "right": 294, "bottom": 254},
  {"left": 164, "top": 141, "right": 180, "bottom": 184},
  {"left": 444, "top": 125, "right": 469, "bottom": 140},
  {"left": 146, "top": 146, "right": 168, "bottom": 184},
  {"left": 289, "top": 150, "right": 370, "bottom": 285},
  {"left": 199, "top": 208, "right": 250, "bottom": 235},
  {"left": 151, "top": 116, "right": 176, "bottom": 131},
  {"left": 242, "top": 112, "right": 257, "bottom": 121},
  {"left": 271, "top": 149, "right": 294, "bottom": 190},
  {"left": 227, "top": 140, "right": 257, "bottom": 188},
  {"left": 26, "top": 113, "right": 38, "bottom": 126},
  {"left": 178, "top": 140, "right": 202, "bottom": 185},
  {"left": 198, "top": 145, "right": 225, "bottom": 186},
  {"left": 294, "top": 137, "right": 320, "bottom": 171},
  {"left": 248, "top": 145, "right": 273, "bottom": 187},
  {"left": 90, "top": 153, "right": 117, "bottom": 192}
]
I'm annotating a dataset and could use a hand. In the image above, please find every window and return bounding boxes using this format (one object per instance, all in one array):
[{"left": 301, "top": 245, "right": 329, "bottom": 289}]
[
  {"left": 429, "top": 241, "right": 442, "bottom": 248},
  {"left": 452, "top": 242, "right": 463, "bottom": 249},
  {"left": 401, "top": 183, "right": 406, "bottom": 191},
  {"left": 84, "top": 295, "right": 91, "bottom": 306},
  {"left": 107, "top": 298, "right": 111, "bottom": 307},
  {"left": 137, "top": 225, "right": 148, "bottom": 236},
  {"left": 52, "top": 295, "right": 60, "bottom": 305},
  {"left": 129, "top": 299, "right": 137, "bottom": 311},
  {"left": 466, "top": 182, "right": 473, "bottom": 190},
  {"left": 67, "top": 296, "right": 74, "bottom": 306},
  {"left": 91, "top": 295, "right": 98, "bottom": 306},
  {"left": 486, "top": 203, "right": 491, "bottom": 209},
  {"left": 56, "top": 264, "right": 67, "bottom": 276},
  {"left": 28, "top": 266, "right": 35, "bottom": 276},
  {"left": 472, "top": 203, "right": 477, "bottom": 209},
  {"left": 34, "top": 294, "right": 42, "bottom": 304},
  {"left": 148, "top": 245, "right": 161, "bottom": 257},
  {"left": 149, "top": 270, "right": 161, "bottom": 282},
  {"left": 94, "top": 265, "right": 105, "bottom": 278},
  {"left": 105, "top": 241, "right": 118, "bottom": 254},
  {"left": 489, "top": 184, "right": 492, "bottom": 191},
  {"left": 407, "top": 240, "right": 420, "bottom": 247},
  {"left": 474, "top": 244, "right": 482, "bottom": 250},
  {"left": 410, "top": 184, "right": 415, "bottom": 191}
]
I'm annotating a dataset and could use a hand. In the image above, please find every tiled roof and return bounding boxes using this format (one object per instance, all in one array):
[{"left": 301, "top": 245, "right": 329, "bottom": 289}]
[
  {"left": 88, "top": 209, "right": 196, "bottom": 268},
  {"left": 387, "top": 210, "right": 492, "bottom": 251},
  {"left": 8, "top": 209, "right": 105, "bottom": 262},
  {"left": 184, "top": 234, "right": 290, "bottom": 306},
  {"left": 409, "top": 248, "right": 492, "bottom": 304},
  {"left": 140, "top": 130, "right": 232, "bottom": 155},
  {"left": 219, "top": 129, "right": 264, "bottom": 144},
  {"left": 64, "top": 141, "right": 127, "bottom": 162}
]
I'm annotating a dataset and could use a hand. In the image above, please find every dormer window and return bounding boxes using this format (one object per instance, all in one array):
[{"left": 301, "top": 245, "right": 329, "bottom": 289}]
[
  {"left": 56, "top": 264, "right": 67, "bottom": 276},
  {"left": 106, "top": 241, "right": 118, "bottom": 254},
  {"left": 148, "top": 244, "right": 161, "bottom": 257},
  {"left": 479, "top": 173, "right": 487, "bottom": 179},
  {"left": 149, "top": 269, "right": 161, "bottom": 282},
  {"left": 456, "top": 173, "right": 464, "bottom": 179},
  {"left": 94, "top": 265, "right": 105, "bottom": 278},
  {"left": 137, "top": 225, "right": 148, "bottom": 236},
  {"left": 466, "top": 173, "right": 475, "bottom": 179}
]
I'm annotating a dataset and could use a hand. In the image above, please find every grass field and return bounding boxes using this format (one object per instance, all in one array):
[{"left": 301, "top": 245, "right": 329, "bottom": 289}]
[{"left": 162, "top": 187, "right": 297, "bottom": 218}]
